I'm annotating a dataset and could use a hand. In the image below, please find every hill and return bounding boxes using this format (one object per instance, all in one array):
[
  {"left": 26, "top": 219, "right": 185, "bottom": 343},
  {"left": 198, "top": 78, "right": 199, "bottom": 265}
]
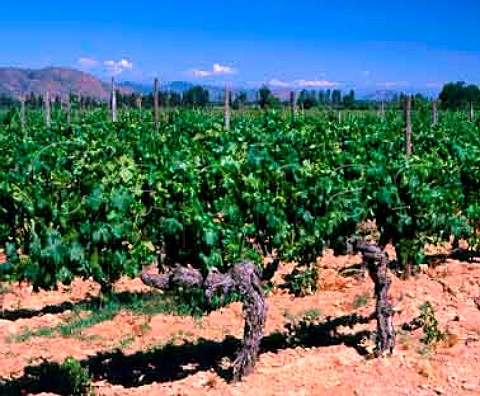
[{"left": 0, "top": 67, "right": 132, "bottom": 100}]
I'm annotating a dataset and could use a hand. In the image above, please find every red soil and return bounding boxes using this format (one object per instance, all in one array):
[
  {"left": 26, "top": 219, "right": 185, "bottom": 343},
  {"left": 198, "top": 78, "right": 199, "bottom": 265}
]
[{"left": 0, "top": 248, "right": 480, "bottom": 395}]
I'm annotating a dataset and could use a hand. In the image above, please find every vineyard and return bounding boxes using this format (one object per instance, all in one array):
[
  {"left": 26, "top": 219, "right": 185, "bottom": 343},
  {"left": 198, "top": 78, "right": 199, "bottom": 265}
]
[{"left": 1, "top": 104, "right": 480, "bottom": 395}]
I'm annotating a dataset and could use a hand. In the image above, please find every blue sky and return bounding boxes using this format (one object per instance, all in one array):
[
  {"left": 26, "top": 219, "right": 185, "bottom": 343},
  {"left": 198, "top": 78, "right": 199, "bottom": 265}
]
[{"left": 1, "top": 0, "right": 479, "bottom": 92}]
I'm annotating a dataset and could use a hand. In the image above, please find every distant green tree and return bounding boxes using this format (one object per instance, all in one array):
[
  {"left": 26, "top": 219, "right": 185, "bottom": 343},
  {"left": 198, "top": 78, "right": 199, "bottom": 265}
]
[
  {"left": 297, "top": 90, "right": 318, "bottom": 109},
  {"left": 325, "top": 89, "right": 332, "bottom": 105},
  {"left": 439, "top": 81, "right": 480, "bottom": 110},
  {"left": 169, "top": 92, "right": 182, "bottom": 107},
  {"left": 413, "top": 93, "right": 429, "bottom": 106},
  {"left": 233, "top": 91, "right": 248, "bottom": 109},
  {"left": 26, "top": 92, "right": 43, "bottom": 109},
  {"left": 142, "top": 91, "right": 181, "bottom": 108},
  {"left": 465, "top": 84, "right": 480, "bottom": 104},
  {"left": 258, "top": 85, "right": 273, "bottom": 109},
  {"left": 0, "top": 95, "right": 19, "bottom": 109},
  {"left": 182, "top": 86, "right": 210, "bottom": 107},
  {"left": 342, "top": 90, "right": 355, "bottom": 109},
  {"left": 318, "top": 90, "right": 326, "bottom": 106},
  {"left": 331, "top": 90, "right": 342, "bottom": 107},
  {"left": 158, "top": 92, "right": 168, "bottom": 107}
]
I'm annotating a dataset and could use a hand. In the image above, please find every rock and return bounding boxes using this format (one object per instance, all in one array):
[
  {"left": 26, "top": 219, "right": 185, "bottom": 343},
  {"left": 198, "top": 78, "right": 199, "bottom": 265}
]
[
  {"left": 447, "top": 374, "right": 457, "bottom": 383},
  {"left": 417, "top": 360, "right": 435, "bottom": 379},
  {"left": 443, "top": 331, "right": 460, "bottom": 348},
  {"left": 462, "top": 383, "right": 480, "bottom": 392}
]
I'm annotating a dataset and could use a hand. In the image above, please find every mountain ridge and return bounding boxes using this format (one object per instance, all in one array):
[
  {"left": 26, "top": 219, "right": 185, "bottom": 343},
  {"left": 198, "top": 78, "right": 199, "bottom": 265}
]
[
  {"left": 0, "top": 66, "right": 440, "bottom": 101},
  {"left": 0, "top": 67, "right": 133, "bottom": 100}
]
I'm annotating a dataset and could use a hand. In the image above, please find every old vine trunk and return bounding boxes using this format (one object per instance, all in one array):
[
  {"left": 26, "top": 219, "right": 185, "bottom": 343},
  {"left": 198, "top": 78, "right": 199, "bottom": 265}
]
[
  {"left": 352, "top": 239, "right": 395, "bottom": 354},
  {"left": 140, "top": 262, "right": 267, "bottom": 381}
]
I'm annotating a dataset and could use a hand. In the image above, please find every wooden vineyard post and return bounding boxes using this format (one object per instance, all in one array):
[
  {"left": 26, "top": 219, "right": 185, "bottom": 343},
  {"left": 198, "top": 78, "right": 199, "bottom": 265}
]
[
  {"left": 66, "top": 95, "right": 72, "bottom": 126},
  {"left": 224, "top": 85, "right": 230, "bottom": 130},
  {"left": 405, "top": 95, "right": 412, "bottom": 156},
  {"left": 469, "top": 101, "right": 474, "bottom": 122},
  {"left": 74, "top": 94, "right": 81, "bottom": 123},
  {"left": 20, "top": 95, "right": 26, "bottom": 131},
  {"left": 380, "top": 101, "right": 385, "bottom": 120},
  {"left": 76, "top": 95, "right": 82, "bottom": 120},
  {"left": 136, "top": 95, "right": 142, "bottom": 112},
  {"left": 239, "top": 98, "right": 245, "bottom": 116},
  {"left": 44, "top": 92, "right": 51, "bottom": 128},
  {"left": 432, "top": 100, "right": 438, "bottom": 125},
  {"left": 404, "top": 95, "right": 413, "bottom": 279},
  {"left": 290, "top": 91, "right": 296, "bottom": 123},
  {"left": 111, "top": 77, "right": 118, "bottom": 122},
  {"left": 153, "top": 78, "right": 159, "bottom": 132}
]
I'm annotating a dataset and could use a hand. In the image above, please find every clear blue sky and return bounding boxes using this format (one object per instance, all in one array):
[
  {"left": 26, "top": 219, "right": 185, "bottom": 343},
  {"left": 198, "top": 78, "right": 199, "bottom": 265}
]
[{"left": 1, "top": 0, "right": 479, "bottom": 92}]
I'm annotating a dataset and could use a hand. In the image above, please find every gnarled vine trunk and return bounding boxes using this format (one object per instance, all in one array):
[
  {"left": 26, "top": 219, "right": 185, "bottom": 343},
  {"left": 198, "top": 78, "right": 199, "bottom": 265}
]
[
  {"left": 140, "top": 262, "right": 268, "bottom": 381},
  {"left": 350, "top": 239, "right": 395, "bottom": 355}
]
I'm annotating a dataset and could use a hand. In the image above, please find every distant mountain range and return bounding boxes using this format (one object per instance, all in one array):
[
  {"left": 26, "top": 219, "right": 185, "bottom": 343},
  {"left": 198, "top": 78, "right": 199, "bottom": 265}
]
[
  {"left": 361, "top": 90, "right": 401, "bottom": 102},
  {"left": 122, "top": 80, "right": 196, "bottom": 94},
  {"left": 0, "top": 68, "right": 232, "bottom": 101},
  {"left": 121, "top": 81, "right": 250, "bottom": 102},
  {"left": 0, "top": 67, "right": 135, "bottom": 100},
  {"left": 0, "top": 66, "right": 440, "bottom": 102}
]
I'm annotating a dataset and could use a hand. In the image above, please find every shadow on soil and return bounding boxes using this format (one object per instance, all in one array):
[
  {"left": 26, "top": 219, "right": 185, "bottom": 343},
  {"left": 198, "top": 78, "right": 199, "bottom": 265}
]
[
  {"left": 0, "top": 312, "right": 378, "bottom": 395},
  {"left": 0, "top": 300, "right": 80, "bottom": 321},
  {"left": 0, "top": 290, "right": 185, "bottom": 322},
  {"left": 339, "top": 247, "right": 480, "bottom": 280},
  {"left": 433, "top": 247, "right": 480, "bottom": 263}
]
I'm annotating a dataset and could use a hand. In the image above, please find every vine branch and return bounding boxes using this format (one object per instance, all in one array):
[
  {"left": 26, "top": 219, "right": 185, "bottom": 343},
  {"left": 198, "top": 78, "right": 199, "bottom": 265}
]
[{"left": 140, "top": 261, "right": 268, "bottom": 381}]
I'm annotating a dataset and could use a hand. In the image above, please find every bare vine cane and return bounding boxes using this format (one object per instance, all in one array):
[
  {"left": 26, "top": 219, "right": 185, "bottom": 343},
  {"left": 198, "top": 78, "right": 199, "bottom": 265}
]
[
  {"left": 140, "top": 260, "right": 273, "bottom": 381},
  {"left": 348, "top": 238, "right": 395, "bottom": 355}
]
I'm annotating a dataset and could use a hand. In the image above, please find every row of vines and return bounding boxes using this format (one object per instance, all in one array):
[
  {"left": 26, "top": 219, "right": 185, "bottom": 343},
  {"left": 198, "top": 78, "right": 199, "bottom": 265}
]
[{"left": 0, "top": 107, "right": 479, "bottom": 291}]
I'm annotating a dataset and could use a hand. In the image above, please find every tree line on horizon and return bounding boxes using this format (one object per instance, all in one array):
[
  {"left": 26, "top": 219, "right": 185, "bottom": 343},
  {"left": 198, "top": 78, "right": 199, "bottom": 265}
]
[{"left": 0, "top": 81, "right": 478, "bottom": 112}]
